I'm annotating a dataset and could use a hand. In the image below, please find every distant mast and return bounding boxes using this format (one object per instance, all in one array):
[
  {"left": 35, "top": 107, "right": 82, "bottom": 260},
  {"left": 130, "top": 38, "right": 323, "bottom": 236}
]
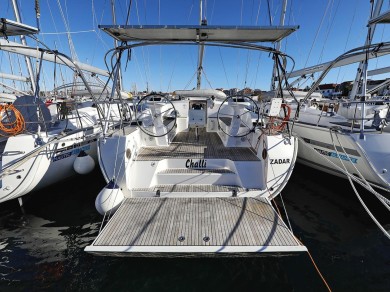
[
  {"left": 196, "top": 0, "right": 206, "bottom": 90},
  {"left": 11, "top": 0, "right": 36, "bottom": 93}
]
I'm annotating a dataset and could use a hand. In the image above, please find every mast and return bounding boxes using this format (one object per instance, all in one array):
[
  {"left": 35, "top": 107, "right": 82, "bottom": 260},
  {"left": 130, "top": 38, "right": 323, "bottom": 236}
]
[
  {"left": 111, "top": 0, "right": 122, "bottom": 91},
  {"left": 196, "top": 0, "right": 206, "bottom": 90},
  {"left": 349, "top": 0, "right": 383, "bottom": 139},
  {"left": 11, "top": 0, "right": 36, "bottom": 93},
  {"left": 349, "top": 0, "right": 383, "bottom": 99},
  {"left": 270, "top": 0, "right": 288, "bottom": 91}
]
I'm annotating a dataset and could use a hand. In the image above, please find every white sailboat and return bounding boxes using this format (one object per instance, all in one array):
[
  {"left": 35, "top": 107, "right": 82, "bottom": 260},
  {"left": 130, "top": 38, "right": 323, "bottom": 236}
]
[
  {"left": 0, "top": 18, "right": 132, "bottom": 205},
  {"left": 85, "top": 2, "right": 307, "bottom": 255},
  {"left": 278, "top": 0, "right": 390, "bottom": 240},
  {"left": 283, "top": 0, "right": 390, "bottom": 191}
]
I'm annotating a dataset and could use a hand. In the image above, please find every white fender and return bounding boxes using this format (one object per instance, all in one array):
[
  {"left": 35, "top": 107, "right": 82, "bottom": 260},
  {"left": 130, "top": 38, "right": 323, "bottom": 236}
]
[
  {"left": 73, "top": 150, "right": 95, "bottom": 174},
  {"left": 95, "top": 180, "right": 124, "bottom": 215}
]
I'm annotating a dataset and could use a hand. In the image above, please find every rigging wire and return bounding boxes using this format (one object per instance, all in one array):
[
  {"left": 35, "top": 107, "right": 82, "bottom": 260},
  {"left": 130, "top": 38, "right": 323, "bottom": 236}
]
[
  {"left": 91, "top": 0, "right": 111, "bottom": 64},
  {"left": 133, "top": 0, "right": 151, "bottom": 91},
  {"left": 250, "top": 0, "right": 263, "bottom": 89},
  {"left": 90, "top": 0, "right": 99, "bottom": 68},
  {"left": 188, "top": 0, "right": 194, "bottom": 21},
  {"left": 331, "top": 131, "right": 390, "bottom": 212},
  {"left": 16, "top": 52, "right": 26, "bottom": 92},
  {"left": 159, "top": 0, "right": 162, "bottom": 92},
  {"left": 183, "top": 71, "right": 197, "bottom": 90},
  {"left": 296, "top": 133, "right": 390, "bottom": 240},
  {"left": 234, "top": 0, "right": 245, "bottom": 89},
  {"left": 201, "top": 67, "right": 213, "bottom": 89},
  {"left": 282, "top": 0, "right": 293, "bottom": 52},
  {"left": 56, "top": 0, "right": 78, "bottom": 61},
  {"left": 332, "top": 130, "right": 390, "bottom": 238},
  {"left": 39, "top": 30, "right": 96, "bottom": 35},
  {"left": 374, "top": 24, "right": 386, "bottom": 70},
  {"left": 218, "top": 48, "right": 230, "bottom": 87},
  {"left": 166, "top": 60, "right": 176, "bottom": 93},
  {"left": 255, "top": 0, "right": 262, "bottom": 24},
  {"left": 317, "top": 0, "right": 341, "bottom": 65},
  {"left": 209, "top": 0, "right": 216, "bottom": 24},
  {"left": 7, "top": 53, "right": 16, "bottom": 89},
  {"left": 250, "top": 53, "right": 262, "bottom": 89},
  {"left": 335, "top": 0, "right": 358, "bottom": 84},
  {"left": 242, "top": 0, "right": 258, "bottom": 90},
  {"left": 266, "top": 0, "right": 272, "bottom": 25},
  {"left": 46, "top": 0, "right": 66, "bottom": 58},
  {"left": 303, "top": 0, "right": 332, "bottom": 69}
]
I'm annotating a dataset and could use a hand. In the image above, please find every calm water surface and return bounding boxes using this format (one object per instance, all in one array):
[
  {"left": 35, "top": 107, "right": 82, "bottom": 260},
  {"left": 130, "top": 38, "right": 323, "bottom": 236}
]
[{"left": 0, "top": 164, "right": 389, "bottom": 291}]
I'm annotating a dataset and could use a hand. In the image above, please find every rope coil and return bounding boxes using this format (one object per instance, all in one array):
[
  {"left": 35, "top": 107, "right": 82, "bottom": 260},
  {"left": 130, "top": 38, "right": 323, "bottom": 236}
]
[{"left": 0, "top": 104, "right": 25, "bottom": 136}]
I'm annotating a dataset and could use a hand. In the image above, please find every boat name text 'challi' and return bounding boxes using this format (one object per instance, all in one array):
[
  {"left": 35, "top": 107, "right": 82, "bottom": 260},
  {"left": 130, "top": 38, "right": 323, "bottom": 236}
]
[{"left": 186, "top": 159, "right": 207, "bottom": 168}]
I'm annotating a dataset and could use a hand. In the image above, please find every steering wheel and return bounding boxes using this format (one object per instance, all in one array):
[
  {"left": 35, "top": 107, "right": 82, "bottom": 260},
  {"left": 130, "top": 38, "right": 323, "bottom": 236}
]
[
  {"left": 217, "top": 95, "right": 259, "bottom": 137},
  {"left": 135, "top": 93, "right": 177, "bottom": 137}
]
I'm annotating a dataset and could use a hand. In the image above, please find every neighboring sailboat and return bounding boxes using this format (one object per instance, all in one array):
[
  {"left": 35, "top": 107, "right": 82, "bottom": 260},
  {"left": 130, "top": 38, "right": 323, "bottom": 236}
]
[
  {"left": 283, "top": 0, "right": 390, "bottom": 191},
  {"left": 0, "top": 18, "right": 132, "bottom": 205},
  {"left": 84, "top": 14, "right": 307, "bottom": 255},
  {"left": 278, "top": 0, "right": 390, "bottom": 240}
]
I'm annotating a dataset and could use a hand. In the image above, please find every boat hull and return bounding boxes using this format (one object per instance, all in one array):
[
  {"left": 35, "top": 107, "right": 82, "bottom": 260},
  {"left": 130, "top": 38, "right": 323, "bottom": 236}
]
[
  {"left": 291, "top": 121, "right": 390, "bottom": 189},
  {"left": 0, "top": 132, "right": 98, "bottom": 203}
]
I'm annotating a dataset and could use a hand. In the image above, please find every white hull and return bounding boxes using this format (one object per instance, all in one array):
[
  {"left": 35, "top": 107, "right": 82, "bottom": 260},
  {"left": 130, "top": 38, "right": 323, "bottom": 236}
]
[
  {"left": 0, "top": 97, "right": 129, "bottom": 204},
  {"left": 0, "top": 133, "right": 98, "bottom": 203},
  {"left": 98, "top": 129, "right": 297, "bottom": 200},
  {"left": 97, "top": 97, "right": 298, "bottom": 203},
  {"left": 290, "top": 107, "right": 390, "bottom": 189}
]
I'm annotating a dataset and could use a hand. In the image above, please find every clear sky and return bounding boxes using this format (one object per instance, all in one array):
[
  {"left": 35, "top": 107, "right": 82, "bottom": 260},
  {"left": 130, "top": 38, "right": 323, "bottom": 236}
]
[{"left": 1, "top": 0, "right": 390, "bottom": 94}]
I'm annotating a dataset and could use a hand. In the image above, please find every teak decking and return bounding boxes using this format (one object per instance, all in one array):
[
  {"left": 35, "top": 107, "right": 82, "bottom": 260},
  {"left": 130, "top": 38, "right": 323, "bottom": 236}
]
[
  {"left": 136, "top": 128, "right": 260, "bottom": 161},
  {"left": 85, "top": 197, "right": 306, "bottom": 256}
]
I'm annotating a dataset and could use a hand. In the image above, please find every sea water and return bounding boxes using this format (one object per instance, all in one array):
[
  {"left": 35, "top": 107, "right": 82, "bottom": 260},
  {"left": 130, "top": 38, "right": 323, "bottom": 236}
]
[{"left": 0, "top": 164, "right": 389, "bottom": 291}]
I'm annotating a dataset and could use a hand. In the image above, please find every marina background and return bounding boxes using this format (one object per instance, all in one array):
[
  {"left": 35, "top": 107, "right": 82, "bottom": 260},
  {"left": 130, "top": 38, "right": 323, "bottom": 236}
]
[
  {"left": 1, "top": 0, "right": 390, "bottom": 290},
  {"left": 0, "top": 163, "right": 389, "bottom": 291},
  {"left": 3, "top": 0, "right": 390, "bottom": 93}
]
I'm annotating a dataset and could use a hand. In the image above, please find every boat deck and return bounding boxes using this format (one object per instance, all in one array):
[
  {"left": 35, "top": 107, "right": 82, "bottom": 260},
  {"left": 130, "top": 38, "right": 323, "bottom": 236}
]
[
  {"left": 137, "top": 128, "right": 260, "bottom": 161},
  {"left": 85, "top": 197, "right": 307, "bottom": 256}
]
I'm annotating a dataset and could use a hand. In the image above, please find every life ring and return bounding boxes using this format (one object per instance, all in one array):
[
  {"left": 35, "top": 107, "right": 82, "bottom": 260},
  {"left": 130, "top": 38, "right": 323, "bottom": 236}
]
[
  {"left": 269, "top": 103, "right": 291, "bottom": 132},
  {"left": 0, "top": 104, "right": 25, "bottom": 136}
]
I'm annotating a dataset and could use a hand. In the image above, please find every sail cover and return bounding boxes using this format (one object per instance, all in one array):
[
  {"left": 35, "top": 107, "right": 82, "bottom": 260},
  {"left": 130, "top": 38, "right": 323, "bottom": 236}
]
[
  {"left": 98, "top": 25, "right": 298, "bottom": 43},
  {"left": 0, "top": 39, "right": 109, "bottom": 77},
  {"left": 0, "top": 18, "right": 38, "bottom": 37},
  {"left": 287, "top": 44, "right": 390, "bottom": 79}
]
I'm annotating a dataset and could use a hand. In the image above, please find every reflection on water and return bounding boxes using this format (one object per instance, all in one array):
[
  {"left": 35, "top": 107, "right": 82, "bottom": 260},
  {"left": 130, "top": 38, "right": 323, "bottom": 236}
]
[{"left": 0, "top": 165, "right": 389, "bottom": 291}]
